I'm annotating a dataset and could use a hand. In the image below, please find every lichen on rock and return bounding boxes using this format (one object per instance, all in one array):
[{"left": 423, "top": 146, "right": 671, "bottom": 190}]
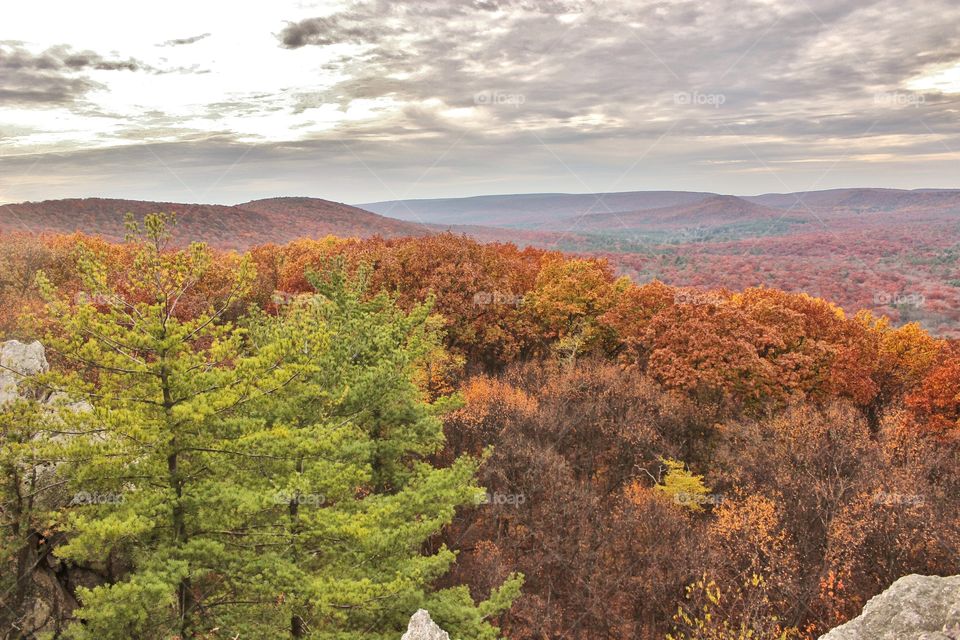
[{"left": 401, "top": 609, "right": 451, "bottom": 640}]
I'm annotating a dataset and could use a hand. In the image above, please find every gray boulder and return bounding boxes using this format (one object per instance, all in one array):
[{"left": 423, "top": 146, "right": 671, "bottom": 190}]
[
  {"left": 0, "top": 339, "right": 49, "bottom": 404},
  {"left": 820, "top": 574, "right": 960, "bottom": 639},
  {"left": 401, "top": 609, "right": 450, "bottom": 640}
]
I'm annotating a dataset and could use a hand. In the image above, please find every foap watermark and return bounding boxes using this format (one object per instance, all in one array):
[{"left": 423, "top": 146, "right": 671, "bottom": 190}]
[
  {"left": 474, "top": 490, "right": 526, "bottom": 507},
  {"left": 675, "top": 226, "right": 712, "bottom": 243},
  {"left": 674, "top": 290, "right": 726, "bottom": 306},
  {"left": 271, "top": 291, "right": 298, "bottom": 306},
  {"left": 272, "top": 492, "right": 325, "bottom": 507},
  {"left": 674, "top": 492, "right": 725, "bottom": 508},
  {"left": 474, "top": 90, "right": 526, "bottom": 107},
  {"left": 873, "top": 491, "right": 924, "bottom": 507},
  {"left": 69, "top": 490, "right": 125, "bottom": 506},
  {"left": 873, "top": 291, "right": 925, "bottom": 308},
  {"left": 473, "top": 291, "right": 524, "bottom": 306},
  {"left": 74, "top": 292, "right": 117, "bottom": 306},
  {"left": 674, "top": 91, "right": 726, "bottom": 108},
  {"left": 873, "top": 91, "right": 925, "bottom": 108}
]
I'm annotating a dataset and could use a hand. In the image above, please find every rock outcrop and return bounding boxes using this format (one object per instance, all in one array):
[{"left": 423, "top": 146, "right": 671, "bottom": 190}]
[
  {"left": 0, "top": 339, "right": 49, "bottom": 404},
  {"left": 819, "top": 574, "right": 960, "bottom": 639},
  {"left": 401, "top": 609, "right": 451, "bottom": 640},
  {"left": 0, "top": 339, "right": 99, "bottom": 638}
]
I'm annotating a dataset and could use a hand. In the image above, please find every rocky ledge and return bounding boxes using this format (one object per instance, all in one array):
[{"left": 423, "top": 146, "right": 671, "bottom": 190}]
[
  {"left": 401, "top": 609, "right": 450, "bottom": 640},
  {"left": 819, "top": 574, "right": 960, "bottom": 640}
]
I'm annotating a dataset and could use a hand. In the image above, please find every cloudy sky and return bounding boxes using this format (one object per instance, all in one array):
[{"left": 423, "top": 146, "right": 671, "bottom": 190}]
[{"left": 1, "top": 0, "right": 959, "bottom": 205}]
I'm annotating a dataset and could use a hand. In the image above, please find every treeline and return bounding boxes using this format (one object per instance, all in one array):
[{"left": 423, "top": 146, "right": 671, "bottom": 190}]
[{"left": 0, "top": 223, "right": 958, "bottom": 639}]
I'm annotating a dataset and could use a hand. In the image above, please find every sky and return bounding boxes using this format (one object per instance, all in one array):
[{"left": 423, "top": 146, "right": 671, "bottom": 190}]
[{"left": 1, "top": 0, "right": 959, "bottom": 206}]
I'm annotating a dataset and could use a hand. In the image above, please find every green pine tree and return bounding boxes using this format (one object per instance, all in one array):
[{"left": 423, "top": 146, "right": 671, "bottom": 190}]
[
  {"left": 36, "top": 214, "right": 294, "bottom": 639},
  {"left": 231, "top": 264, "right": 521, "bottom": 639}
]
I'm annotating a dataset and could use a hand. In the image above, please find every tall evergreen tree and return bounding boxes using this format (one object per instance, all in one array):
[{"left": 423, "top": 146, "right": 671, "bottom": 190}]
[
  {"left": 232, "top": 265, "right": 521, "bottom": 639},
  {"left": 36, "top": 214, "right": 292, "bottom": 638}
]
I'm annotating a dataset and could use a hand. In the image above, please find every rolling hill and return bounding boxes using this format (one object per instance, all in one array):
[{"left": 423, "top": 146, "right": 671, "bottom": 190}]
[
  {"left": 362, "top": 188, "right": 960, "bottom": 230},
  {"left": 0, "top": 197, "right": 433, "bottom": 249},
  {"left": 744, "top": 188, "right": 960, "bottom": 214},
  {"left": 359, "top": 190, "right": 717, "bottom": 228},
  {"left": 556, "top": 194, "right": 788, "bottom": 232}
]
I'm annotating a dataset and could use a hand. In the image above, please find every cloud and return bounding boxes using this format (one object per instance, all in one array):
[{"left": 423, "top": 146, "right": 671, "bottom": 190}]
[
  {"left": 278, "top": 15, "right": 392, "bottom": 48},
  {"left": 3, "top": 0, "right": 960, "bottom": 202},
  {"left": 0, "top": 43, "right": 141, "bottom": 72},
  {"left": 158, "top": 33, "right": 212, "bottom": 47},
  {"left": 271, "top": 0, "right": 960, "bottom": 144},
  {"left": 275, "top": 0, "right": 574, "bottom": 49},
  {"left": 0, "top": 42, "right": 141, "bottom": 105}
]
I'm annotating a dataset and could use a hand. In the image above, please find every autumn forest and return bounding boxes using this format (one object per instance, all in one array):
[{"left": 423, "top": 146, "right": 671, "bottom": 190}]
[{"left": 1, "top": 218, "right": 958, "bottom": 638}]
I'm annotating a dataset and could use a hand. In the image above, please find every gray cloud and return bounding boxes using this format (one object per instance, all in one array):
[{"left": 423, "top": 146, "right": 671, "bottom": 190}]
[
  {"left": 278, "top": 15, "right": 393, "bottom": 48},
  {"left": 4, "top": 112, "right": 960, "bottom": 206},
  {"left": 276, "top": 0, "right": 960, "bottom": 144},
  {"left": 277, "top": 0, "right": 583, "bottom": 48},
  {"left": 158, "top": 33, "right": 212, "bottom": 47},
  {"left": 0, "top": 43, "right": 141, "bottom": 72},
  {"left": 0, "top": 42, "right": 141, "bottom": 105}
]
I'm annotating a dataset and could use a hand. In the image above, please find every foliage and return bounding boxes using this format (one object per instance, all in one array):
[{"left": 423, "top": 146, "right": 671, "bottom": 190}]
[
  {"left": 667, "top": 574, "right": 801, "bottom": 640},
  {"left": 1, "top": 226, "right": 958, "bottom": 640},
  {"left": 655, "top": 458, "right": 712, "bottom": 512}
]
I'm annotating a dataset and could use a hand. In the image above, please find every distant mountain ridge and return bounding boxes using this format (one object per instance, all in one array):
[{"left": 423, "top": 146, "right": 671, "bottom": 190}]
[
  {"left": 4, "top": 188, "right": 960, "bottom": 253},
  {"left": 361, "top": 188, "right": 960, "bottom": 230},
  {"left": 558, "top": 194, "right": 786, "bottom": 231},
  {"left": 744, "top": 188, "right": 960, "bottom": 213},
  {"left": 0, "top": 197, "right": 433, "bottom": 249},
  {"left": 359, "top": 190, "right": 717, "bottom": 227}
]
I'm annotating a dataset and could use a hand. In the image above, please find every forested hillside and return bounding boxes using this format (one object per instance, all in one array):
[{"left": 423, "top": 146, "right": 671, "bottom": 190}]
[
  {"left": 6, "top": 190, "right": 960, "bottom": 337},
  {"left": 365, "top": 188, "right": 960, "bottom": 337},
  {"left": 1, "top": 222, "right": 958, "bottom": 639},
  {"left": 0, "top": 198, "right": 433, "bottom": 249}
]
